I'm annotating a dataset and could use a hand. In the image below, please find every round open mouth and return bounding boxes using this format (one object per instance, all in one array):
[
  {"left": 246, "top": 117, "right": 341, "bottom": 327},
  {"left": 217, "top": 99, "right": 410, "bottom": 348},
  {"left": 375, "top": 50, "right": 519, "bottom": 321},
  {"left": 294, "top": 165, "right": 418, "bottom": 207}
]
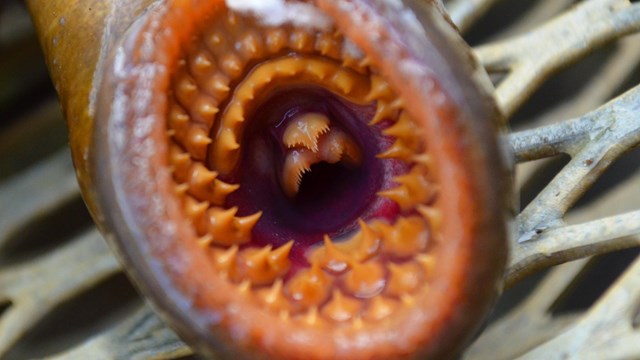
[
  {"left": 166, "top": 8, "right": 440, "bottom": 321},
  {"left": 95, "top": 1, "right": 508, "bottom": 359}
]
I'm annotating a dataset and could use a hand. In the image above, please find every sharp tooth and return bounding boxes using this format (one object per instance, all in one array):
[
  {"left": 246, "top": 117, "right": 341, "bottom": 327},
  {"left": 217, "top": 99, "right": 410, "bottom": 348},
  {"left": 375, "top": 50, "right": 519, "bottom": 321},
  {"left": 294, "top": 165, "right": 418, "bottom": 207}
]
[
  {"left": 415, "top": 253, "right": 436, "bottom": 275},
  {"left": 220, "top": 53, "right": 243, "bottom": 78},
  {"left": 388, "top": 165, "right": 435, "bottom": 210},
  {"left": 282, "top": 149, "right": 317, "bottom": 198},
  {"left": 266, "top": 28, "right": 287, "bottom": 53},
  {"left": 302, "top": 307, "right": 320, "bottom": 326},
  {"left": 285, "top": 262, "right": 332, "bottom": 307},
  {"left": 382, "top": 111, "right": 419, "bottom": 144},
  {"left": 277, "top": 58, "right": 304, "bottom": 76},
  {"left": 366, "top": 75, "right": 392, "bottom": 102},
  {"left": 208, "top": 31, "right": 223, "bottom": 47},
  {"left": 207, "top": 207, "right": 252, "bottom": 246},
  {"left": 212, "top": 245, "right": 238, "bottom": 276},
  {"left": 282, "top": 113, "right": 330, "bottom": 152},
  {"left": 204, "top": 73, "right": 230, "bottom": 98},
  {"left": 378, "top": 216, "right": 429, "bottom": 258},
  {"left": 344, "top": 261, "right": 386, "bottom": 299},
  {"left": 233, "top": 211, "right": 262, "bottom": 240},
  {"left": 197, "top": 234, "right": 213, "bottom": 247},
  {"left": 417, "top": 205, "right": 442, "bottom": 232},
  {"left": 174, "top": 183, "right": 189, "bottom": 197},
  {"left": 332, "top": 70, "right": 355, "bottom": 94},
  {"left": 346, "top": 219, "right": 381, "bottom": 262},
  {"left": 185, "top": 126, "right": 212, "bottom": 161},
  {"left": 219, "top": 128, "right": 240, "bottom": 151},
  {"left": 190, "top": 50, "right": 213, "bottom": 76},
  {"left": 210, "top": 179, "right": 240, "bottom": 206},
  {"left": 364, "top": 296, "right": 398, "bottom": 322},
  {"left": 184, "top": 195, "right": 210, "bottom": 233},
  {"left": 238, "top": 279, "right": 252, "bottom": 294},
  {"left": 377, "top": 139, "right": 414, "bottom": 162},
  {"left": 192, "top": 95, "right": 219, "bottom": 128},
  {"left": 269, "top": 240, "right": 294, "bottom": 271},
  {"left": 306, "top": 61, "right": 333, "bottom": 80},
  {"left": 413, "top": 152, "right": 433, "bottom": 168},
  {"left": 370, "top": 100, "right": 399, "bottom": 125},
  {"left": 226, "top": 11, "right": 239, "bottom": 26},
  {"left": 175, "top": 73, "right": 198, "bottom": 107},
  {"left": 168, "top": 103, "right": 190, "bottom": 131},
  {"left": 169, "top": 144, "right": 192, "bottom": 183},
  {"left": 321, "top": 290, "right": 362, "bottom": 322},
  {"left": 256, "top": 279, "right": 291, "bottom": 313},
  {"left": 187, "top": 162, "right": 218, "bottom": 201},
  {"left": 386, "top": 262, "right": 423, "bottom": 297}
]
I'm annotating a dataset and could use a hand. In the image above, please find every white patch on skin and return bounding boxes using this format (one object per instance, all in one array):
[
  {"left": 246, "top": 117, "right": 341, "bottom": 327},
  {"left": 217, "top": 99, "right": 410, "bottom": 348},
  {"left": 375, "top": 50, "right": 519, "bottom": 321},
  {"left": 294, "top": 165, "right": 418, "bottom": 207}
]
[{"left": 225, "top": 0, "right": 333, "bottom": 30}]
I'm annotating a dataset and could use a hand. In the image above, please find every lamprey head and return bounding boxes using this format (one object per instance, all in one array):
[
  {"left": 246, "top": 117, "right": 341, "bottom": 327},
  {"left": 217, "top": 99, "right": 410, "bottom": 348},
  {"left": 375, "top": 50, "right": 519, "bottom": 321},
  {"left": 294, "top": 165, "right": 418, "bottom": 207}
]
[{"left": 92, "top": 0, "right": 509, "bottom": 359}]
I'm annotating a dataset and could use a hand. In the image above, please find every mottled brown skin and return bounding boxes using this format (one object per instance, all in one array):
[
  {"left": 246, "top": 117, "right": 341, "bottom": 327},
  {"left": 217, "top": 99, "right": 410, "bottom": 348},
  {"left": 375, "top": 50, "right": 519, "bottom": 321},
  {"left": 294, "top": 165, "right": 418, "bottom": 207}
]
[{"left": 28, "top": 0, "right": 509, "bottom": 359}]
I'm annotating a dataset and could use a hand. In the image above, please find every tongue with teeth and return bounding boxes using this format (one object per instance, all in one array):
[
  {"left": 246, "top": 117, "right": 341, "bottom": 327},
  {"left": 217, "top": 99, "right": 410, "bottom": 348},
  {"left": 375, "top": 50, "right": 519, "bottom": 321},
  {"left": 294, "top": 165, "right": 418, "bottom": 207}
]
[{"left": 281, "top": 112, "right": 363, "bottom": 198}]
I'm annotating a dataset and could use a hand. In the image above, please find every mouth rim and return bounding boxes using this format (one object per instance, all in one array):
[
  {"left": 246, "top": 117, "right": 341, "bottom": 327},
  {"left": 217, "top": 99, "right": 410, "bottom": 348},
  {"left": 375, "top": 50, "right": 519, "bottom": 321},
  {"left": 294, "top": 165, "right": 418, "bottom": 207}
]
[{"left": 92, "top": 0, "right": 509, "bottom": 359}]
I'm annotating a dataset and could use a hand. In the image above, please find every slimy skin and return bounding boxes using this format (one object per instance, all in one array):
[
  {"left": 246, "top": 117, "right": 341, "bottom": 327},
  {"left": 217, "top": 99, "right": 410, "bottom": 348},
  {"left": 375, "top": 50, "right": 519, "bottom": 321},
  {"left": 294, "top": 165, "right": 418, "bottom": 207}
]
[{"left": 27, "top": 0, "right": 509, "bottom": 359}]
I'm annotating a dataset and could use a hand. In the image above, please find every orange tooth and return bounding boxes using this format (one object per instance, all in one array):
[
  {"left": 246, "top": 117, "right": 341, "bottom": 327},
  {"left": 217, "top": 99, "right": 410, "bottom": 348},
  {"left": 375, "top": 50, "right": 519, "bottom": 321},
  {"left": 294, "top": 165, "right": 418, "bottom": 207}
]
[
  {"left": 345, "top": 219, "right": 381, "bottom": 262},
  {"left": 236, "top": 81, "right": 256, "bottom": 102},
  {"left": 187, "top": 162, "right": 218, "bottom": 201},
  {"left": 265, "top": 28, "right": 287, "bottom": 53},
  {"left": 383, "top": 111, "right": 420, "bottom": 148},
  {"left": 268, "top": 240, "right": 294, "bottom": 272},
  {"left": 364, "top": 296, "right": 398, "bottom": 322},
  {"left": 220, "top": 53, "right": 243, "bottom": 78},
  {"left": 389, "top": 165, "right": 435, "bottom": 210},
  {"left": 226, "top": 11, "right": 239, "bottom": 26},
  {"left": 318, "top": 129, "right": 362, "bottom": 165},
  {"left": 386, "top": 262, "right": 423, "bottom": 297},
  {"left": 290, "top": 29, "right": 313, "bottom": 52},
  {"left": 321, "top": 290, "right": 362, "bottom": 322},
  {"left": 358, "top": 56, "right": 372, "bottom": 69},
  {"left": 238, "top": 31, "right": 262, "bottom": 58},
  {"left": 237, "top": 279, "right": 252, "bottom": 295},
  {"left": 211, "top": 245, "right": 239, "bottom": 277},
  {"left": 377, "top": 185, "right": 413, "bottom": 211},
  {"left": 233, "top": 211, "right": 262, "bottom": 240},
  {"left": 377, "top": 139, "right": 414, "bottom": 162},
  {"left": 210, "top": 179, "right": 240, "bottom": 206},
  {"left": 197, "top": 234, "right": 213, "bottom": 247},
  {"left": 377, "top": 217, "right": 429, "bottom": 258},
  {"left": 417, "top": 205, "right": 442, "bottom": 232},
  {"left": 413, "top": 152, "right": 433, "bottom": 168},
  {"left": 282, "top": 149, "right": 317, "bottom": 198},
  {"left": 174, "top": 183, "right": 189, "bottom": 197},
  {"left": 286, "top": 262, "right": 332, "bottom": 308},
  {"left": 332, "top": 70, "right": 355, "bottom": 94},
  {"left": 183, "top": 195, "right": 209, "bottom": 234},
  {"left": 207, "top": 31, "right": 223, "bottom": 47},
  {"left": 366, "top": 75, "right": 393, "bottom": 101},
  {"left": 185, "top": 126, "right": 212, "bottom": 161},
  {"left": 168, "top": 103, "right": 190, "bottom": 131},
  {"left": 189, "top": 50, "right": 214, "bottom": 76},
  {"left": 175, "top": 73, "right": 198, "bottom": 107},
  {"left": 191, "top": 95, "right": 219, "bottom": 127},
  {"left": 283, "top": 113, "right": 331, "bottom": 151},
  {"left": 169, "top": 144, "right": 192, "bottom": 183},
  {"left": 202, "top": 72, "right": 230, "bottom": 98},
  {"left": 416, "top": 253, "right": 437, "bottom": 275},
  {"left": 344, "top": 261, "right": 386, "bottom": 299},
  {"left": 277, "top": 58, "right": 305, "bottom": 76},
  {"left": 256, "top": 279, "right": 292, "bottom": 313},
  {"left": 207, "top": 207, "right": 252, "bottom": 246},
  {"left": 370, "top": 100, "right": 399, "bottom": 125},
  {"left": 225, "top": 103, "right": 246, "bottom": 125},
  {"left": 301, "top": 307, "right": 322, "bottom": 326},
  {"left": 237, "top": 243, "right": 289, "bottom": 285},
  {"left": 308, "top": 235, "right": 351, "bottom": 274},
  {"left": 306, "top": 61, "right": 333, "bottom": 80}
]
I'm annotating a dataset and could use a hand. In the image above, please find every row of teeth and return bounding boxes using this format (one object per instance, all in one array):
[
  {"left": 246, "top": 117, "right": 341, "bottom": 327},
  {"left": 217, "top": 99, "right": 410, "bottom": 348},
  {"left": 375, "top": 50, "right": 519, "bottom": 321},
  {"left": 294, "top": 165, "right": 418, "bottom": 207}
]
[
  {"left": 208, "top": 215, "right": 439, "bottom": 325},
  {"left": 166, "top": 8, "right": 442, "bottom": 325}
]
